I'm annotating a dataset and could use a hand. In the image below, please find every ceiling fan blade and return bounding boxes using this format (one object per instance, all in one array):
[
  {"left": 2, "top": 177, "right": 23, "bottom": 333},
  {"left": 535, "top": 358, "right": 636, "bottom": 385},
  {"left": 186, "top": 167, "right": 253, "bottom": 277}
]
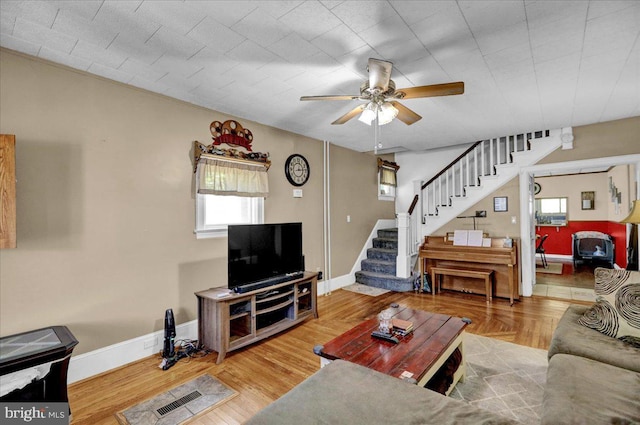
[
  {"left": 331, "top": 104, "right": 366, "bottom": 125},
  {"left": 368, "top": 58, "right": 393, "bottom": 92},
  {"left": 300, "top": 94, "right": 361, "bottom": 101},
  {"left": 395, "top": 82, "right": 464, "bottom": 99},
  {"left": 389, "top": 101, "right": 422, "bottom": 125}
]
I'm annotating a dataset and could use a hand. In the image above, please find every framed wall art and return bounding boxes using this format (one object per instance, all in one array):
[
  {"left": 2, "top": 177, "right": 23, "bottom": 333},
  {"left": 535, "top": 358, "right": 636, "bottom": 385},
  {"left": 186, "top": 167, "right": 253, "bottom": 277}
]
[
  {"left": 494, "top": 196, "right": 508, "bottom": 212},
  {"left": 581, "top": 191, "right": 595, "bottom": 210}
]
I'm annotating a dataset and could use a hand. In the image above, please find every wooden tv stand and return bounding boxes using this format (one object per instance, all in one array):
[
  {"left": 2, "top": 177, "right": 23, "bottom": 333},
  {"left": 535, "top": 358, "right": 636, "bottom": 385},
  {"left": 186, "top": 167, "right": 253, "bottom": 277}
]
[{"left": 195, "top": 272, "right": 318, "bottom": 364}]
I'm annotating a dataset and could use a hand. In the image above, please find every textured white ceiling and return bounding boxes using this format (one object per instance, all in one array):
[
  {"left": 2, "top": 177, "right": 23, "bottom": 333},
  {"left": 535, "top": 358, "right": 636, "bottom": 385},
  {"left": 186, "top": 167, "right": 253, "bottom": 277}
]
[{"left": 1, "top": 0, "right": 639, "bottom": 153}]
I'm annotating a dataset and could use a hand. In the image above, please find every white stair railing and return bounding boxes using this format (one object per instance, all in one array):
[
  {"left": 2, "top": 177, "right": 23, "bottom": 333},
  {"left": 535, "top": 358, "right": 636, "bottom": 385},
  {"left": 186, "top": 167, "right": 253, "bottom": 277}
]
[
  {"left": 396, "top": 129, "right": 553, "bottom": 279},
  {"left": 421, "top": 130, "right": 549, "bottom": 220}
]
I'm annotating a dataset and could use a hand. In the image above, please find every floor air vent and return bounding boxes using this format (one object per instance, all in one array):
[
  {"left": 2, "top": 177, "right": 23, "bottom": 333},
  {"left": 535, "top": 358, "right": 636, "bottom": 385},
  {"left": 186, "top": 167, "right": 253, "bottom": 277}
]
[{"left": 156, "top": 390, "right": 202, "bottom": 417}]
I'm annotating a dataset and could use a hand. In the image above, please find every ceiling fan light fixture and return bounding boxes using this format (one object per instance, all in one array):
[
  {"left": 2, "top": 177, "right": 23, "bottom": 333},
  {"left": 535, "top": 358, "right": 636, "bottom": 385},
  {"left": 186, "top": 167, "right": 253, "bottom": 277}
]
[
  {"left": 358, "top": 103, "right": 377, "bottom": 125},
  {"left": 378, "top": 102, "right": 398, "bottom": 125}
]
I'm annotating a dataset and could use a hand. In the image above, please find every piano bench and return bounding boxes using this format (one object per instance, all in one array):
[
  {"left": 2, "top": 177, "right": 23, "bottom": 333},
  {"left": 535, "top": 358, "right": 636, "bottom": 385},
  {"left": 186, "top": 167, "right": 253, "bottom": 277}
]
[{"left": 430, "top": 267, "right": 494, "bottom": 303}]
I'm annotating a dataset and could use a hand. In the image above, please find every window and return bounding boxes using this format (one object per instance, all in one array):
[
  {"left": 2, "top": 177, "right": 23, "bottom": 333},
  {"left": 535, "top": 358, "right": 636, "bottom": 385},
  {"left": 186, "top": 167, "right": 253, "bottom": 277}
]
[
  {"left": 196, "top": 194, "right": 263, "bottom": 238},
  {"left": 535, "top": 197, "right": 568, "bottom": 226},
  {"left": 378, "top": 159, "right": 398, "bottom": 201},
  {"left": 195, "top": 156, "right": 268, "bottom": 238},
  {"left": 379, "top": 175, "right": 396, "bottom": 200}
]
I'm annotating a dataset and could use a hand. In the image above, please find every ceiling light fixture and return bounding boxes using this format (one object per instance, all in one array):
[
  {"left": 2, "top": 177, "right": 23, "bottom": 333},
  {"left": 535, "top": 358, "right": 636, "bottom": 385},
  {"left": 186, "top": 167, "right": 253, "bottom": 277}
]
[
  {"left": 357, "top": 102, "right": 398, "bottom": 126},
  {"left": 357, "top": 101, "right": 399, "bottom": 154},
  {"left": 378, "top": 102, "right": 399, "bottom": 125},
  {"left": 358, "top": 103, "right": 377, "bottom": 125}
]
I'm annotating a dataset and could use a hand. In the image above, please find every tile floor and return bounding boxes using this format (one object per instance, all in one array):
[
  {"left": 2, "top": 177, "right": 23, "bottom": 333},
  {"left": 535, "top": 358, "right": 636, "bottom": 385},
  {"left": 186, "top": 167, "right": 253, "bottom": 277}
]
[{"left": 532, "top": 284, "right": 596, "bottom": 302}]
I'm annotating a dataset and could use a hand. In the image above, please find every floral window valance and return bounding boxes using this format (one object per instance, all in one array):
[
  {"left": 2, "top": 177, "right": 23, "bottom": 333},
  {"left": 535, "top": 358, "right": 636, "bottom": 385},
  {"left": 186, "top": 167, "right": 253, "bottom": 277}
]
[
  {"left": 194, "top": 141, "right": 270, "bottom": 197},
  {"left": 378, "top": 158, "right": 399, "bottom": 187},
  {"left": 197, "top": 157, "right": 269, "bottom": 197}
]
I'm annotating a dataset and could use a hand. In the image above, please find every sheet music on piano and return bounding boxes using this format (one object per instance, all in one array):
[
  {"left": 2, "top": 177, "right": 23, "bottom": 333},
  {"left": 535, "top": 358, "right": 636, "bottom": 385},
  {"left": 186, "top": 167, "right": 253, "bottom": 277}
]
[
  {"left": 467, "top": 230, "right": 483, "bottom": 247},
  {"left": 453, "top": 230, "right": 468, "bottom": 246}
]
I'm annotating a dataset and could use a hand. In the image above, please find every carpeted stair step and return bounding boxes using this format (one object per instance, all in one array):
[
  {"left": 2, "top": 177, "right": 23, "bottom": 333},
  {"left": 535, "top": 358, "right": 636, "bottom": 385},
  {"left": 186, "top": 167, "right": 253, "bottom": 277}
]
[
  {"left": 361, "top": 258, "right": 396, "bottom": 274},
  {"left": 355, "top": 270, "right": 414, "bottom": 292},
  {"left": 372, "top": 237, "right": 398, "bottom": 250},
  {"left": 377, "top": 228, "right": 398, "bottom": 239},
  {"left": 366, "top": 247, "right": 397, "bottom": 262}
]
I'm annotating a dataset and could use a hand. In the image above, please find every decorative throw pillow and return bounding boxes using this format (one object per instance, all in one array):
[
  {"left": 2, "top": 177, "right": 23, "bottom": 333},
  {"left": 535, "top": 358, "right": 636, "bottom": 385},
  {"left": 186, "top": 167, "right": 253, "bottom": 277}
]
[{"left": 578, "top": 267, "right": 640, "bottom": 348}]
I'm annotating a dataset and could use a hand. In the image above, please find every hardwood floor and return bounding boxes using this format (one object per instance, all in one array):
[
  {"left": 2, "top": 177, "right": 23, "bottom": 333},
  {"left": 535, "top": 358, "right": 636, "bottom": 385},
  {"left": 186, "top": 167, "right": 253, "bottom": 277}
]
[
  {"left": 535, "top": 259, "right": 597, "bottom": 289},
  {"left": 68, "top": 289, "right": 590, "bottom": 425}
]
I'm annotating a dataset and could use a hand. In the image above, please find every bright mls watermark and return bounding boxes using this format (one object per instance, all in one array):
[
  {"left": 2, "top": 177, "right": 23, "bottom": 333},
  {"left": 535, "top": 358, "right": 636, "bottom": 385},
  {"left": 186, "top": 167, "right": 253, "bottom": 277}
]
[{"left": 1, "top": 403, "right": 69, "bottom": 424}]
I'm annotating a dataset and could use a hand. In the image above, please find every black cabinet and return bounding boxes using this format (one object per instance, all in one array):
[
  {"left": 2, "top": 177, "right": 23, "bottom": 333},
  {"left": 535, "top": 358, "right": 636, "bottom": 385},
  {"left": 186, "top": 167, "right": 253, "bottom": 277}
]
[{"left": 1, "top": 326, "right": 78, "bottom": 404}]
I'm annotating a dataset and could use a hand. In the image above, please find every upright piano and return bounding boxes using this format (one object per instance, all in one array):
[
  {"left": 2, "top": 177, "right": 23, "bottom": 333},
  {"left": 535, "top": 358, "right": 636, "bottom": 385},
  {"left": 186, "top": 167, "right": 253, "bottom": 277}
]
[{"left": 419, "top": 236, "right": 519, "bottom": 305}]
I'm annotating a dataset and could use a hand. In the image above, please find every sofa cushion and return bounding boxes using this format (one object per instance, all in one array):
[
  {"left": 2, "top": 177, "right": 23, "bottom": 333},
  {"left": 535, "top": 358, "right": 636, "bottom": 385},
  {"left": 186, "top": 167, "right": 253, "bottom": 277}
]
[
  {"left": 542, "top": 353, "right": 640, "bottom": 425},
  {"left": 548, "top": 304, "right": 640, "bottom": 372},
  {"left": 246, "top": 360, "right": 519, "bottom": 425},
  {"left": 578, "top": 268, "right": 640, "bottom": 347}
]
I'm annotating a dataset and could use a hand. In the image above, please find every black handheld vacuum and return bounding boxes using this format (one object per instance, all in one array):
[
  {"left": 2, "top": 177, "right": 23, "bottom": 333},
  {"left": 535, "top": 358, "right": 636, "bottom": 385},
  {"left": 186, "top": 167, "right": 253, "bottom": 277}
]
[
  {"left": 162, "top": 308, "right": 176, "bottom": 359},
  {"left": 160, "top": 308, "right": 185, "bottom": 370}
]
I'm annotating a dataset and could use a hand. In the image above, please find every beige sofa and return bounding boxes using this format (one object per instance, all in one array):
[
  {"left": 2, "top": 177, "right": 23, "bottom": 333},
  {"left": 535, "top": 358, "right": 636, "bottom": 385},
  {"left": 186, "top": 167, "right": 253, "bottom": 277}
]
[
  {"left": 246, "top": 358, "right": 519, "bottom": 425},
  {"left": 248, "top": 268, "right": 640, "bottom": 424},
  {"left": 542, "top": 304, "right": 640, "bottom": 425}
]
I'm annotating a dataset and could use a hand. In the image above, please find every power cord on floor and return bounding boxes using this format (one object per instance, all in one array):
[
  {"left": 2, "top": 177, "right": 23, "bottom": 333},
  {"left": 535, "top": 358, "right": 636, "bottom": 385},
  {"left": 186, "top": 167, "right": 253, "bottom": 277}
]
[{"left": 158, "top": 339, "right": 211, "bottom": 370}]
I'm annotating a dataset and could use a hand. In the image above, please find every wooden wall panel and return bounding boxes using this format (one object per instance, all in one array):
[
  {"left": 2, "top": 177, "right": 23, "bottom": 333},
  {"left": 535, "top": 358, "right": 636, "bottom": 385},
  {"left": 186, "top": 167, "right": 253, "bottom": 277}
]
[{"left": 0, "top": 134, "right": 16, "bottom": 249}]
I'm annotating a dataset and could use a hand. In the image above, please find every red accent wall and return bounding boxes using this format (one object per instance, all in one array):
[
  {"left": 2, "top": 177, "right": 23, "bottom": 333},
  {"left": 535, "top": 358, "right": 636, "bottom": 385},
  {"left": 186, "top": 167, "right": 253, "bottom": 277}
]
[{"left": 536, "top": 221, "right": 627, "bottom": 267}]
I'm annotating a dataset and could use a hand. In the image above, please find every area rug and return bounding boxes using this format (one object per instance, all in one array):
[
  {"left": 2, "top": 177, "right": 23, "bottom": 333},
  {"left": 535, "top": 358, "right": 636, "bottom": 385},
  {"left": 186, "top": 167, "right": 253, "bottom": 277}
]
[
  {"left": 450, "top": 334, "right": 548, "bottom": 425},
  {"left": 535, "top": 262, "right": 563, "bottom": 275},
  {"left": 342, "top": 283, "right": 390, "bottom": 297},
  {"left": 115, "top": 374, "right": 238, "bottom": 425}
]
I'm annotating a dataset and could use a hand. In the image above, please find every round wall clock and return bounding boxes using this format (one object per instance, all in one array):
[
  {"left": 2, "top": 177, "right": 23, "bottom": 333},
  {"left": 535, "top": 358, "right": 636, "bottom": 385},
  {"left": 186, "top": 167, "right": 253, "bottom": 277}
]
[
  {"left": 284, "top": 154, "right": 310, "bottom": 186},
  {"left": 534, "top": 182, "right": 542, "bottom": 195}
]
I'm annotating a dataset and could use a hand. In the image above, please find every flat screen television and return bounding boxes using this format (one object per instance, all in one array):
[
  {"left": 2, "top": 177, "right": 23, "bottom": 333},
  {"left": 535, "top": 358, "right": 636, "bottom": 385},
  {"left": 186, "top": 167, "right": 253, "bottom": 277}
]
[{"left": 228, "top": 222, "right": 304, "bottom": 293}]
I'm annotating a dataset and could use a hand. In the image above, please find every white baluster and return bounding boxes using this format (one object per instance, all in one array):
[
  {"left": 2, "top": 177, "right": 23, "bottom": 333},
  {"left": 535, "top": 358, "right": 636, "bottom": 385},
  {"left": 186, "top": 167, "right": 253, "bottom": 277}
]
[
  {"left": 466, "top": 154, "right": 470, "bottom": 188},
  {"left": 474, "top": 146, "right": 478, "bottom": 185},
  {"left": 459, "top": 161, "right": 463, "bottom": 196},
  {"left": 432, "top": 183, "right": 436, "bottom": 215},
  {"left": 481, "top": 140, "right": 486, "bottom": 177},
  {"left": 489, "top": 138, "right": 494, "bottom": 174}
]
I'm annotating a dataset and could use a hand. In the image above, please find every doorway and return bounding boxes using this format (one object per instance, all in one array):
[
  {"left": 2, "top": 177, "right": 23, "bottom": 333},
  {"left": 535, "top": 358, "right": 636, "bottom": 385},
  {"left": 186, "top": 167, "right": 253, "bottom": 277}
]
[{"left": 518, "top": 154, "right": 640, "bottom": 299}]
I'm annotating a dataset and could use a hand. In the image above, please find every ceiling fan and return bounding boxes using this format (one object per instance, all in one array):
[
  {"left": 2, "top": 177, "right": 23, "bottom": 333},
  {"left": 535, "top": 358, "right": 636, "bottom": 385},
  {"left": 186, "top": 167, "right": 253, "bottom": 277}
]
[{"left": 300, "top": 58, "right": 464, "bottom": 127}]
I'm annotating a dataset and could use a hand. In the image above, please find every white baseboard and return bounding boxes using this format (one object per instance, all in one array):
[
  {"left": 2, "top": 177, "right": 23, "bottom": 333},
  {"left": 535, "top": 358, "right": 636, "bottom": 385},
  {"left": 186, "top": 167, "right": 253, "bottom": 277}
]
[
  {"left": 317, "top": 273, "right": 354, "bottom": 295},
  {"left": 545, "top": 254, "right": 572, "bottom": 261},
  {"left": 69, "top": 273, "right": 356, "bottom": 383},
  {"left": 68, "top": 320, "right": 198, "bottom": 384}
]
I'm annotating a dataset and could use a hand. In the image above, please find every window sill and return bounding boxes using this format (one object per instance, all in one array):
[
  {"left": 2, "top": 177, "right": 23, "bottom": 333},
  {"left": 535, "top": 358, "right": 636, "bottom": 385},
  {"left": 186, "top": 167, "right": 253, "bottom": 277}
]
[
  {"left": 378, "top": 195, "right": 395, "bottom": 202},
  {"left": 195, "top": 228, "right": 228, "bottom": 239}
]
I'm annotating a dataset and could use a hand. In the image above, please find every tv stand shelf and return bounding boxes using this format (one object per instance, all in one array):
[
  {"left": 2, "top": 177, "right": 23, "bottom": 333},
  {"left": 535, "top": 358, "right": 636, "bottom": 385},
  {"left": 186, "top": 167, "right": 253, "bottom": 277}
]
[{"left": 196, "top": 272, "right": 318, "bottom": 363}]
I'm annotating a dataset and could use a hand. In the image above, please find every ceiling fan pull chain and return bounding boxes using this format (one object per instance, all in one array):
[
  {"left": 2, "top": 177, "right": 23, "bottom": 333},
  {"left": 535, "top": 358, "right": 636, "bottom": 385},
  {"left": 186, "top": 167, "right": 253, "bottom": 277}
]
[{"left": 374, "top": 111, "right": 381, "bottom": 154}]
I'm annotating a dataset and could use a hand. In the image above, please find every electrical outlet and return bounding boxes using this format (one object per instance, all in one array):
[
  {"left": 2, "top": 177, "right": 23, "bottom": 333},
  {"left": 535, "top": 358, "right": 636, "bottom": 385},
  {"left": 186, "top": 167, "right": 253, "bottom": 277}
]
[{"left": 144, "top": 337, "right": 157, "bottom": 349}]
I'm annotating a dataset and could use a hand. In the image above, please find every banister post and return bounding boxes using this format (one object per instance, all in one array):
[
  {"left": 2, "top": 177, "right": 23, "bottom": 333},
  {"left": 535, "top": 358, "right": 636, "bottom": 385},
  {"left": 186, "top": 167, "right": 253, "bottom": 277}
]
[{"left": 396, "top": 213, "right": 411, "bottom": 278}]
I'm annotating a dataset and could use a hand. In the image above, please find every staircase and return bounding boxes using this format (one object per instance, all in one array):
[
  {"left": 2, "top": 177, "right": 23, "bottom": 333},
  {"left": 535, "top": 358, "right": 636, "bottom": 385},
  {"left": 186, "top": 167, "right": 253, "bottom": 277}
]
[
  {"left": 354, "top": 128, "right": 569, "bottom": 292},
  {"left": 418, "top": 129, "right": 563, "bottom": 236},
  {"left": 355, "top": 228, "right": 415, "bottom": 292}
]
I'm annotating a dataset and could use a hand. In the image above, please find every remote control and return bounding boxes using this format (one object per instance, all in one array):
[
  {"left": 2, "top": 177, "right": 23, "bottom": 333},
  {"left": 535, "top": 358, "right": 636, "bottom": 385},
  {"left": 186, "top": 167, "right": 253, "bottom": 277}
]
[{"left": 371, "top": 331, "right": 399, "bottom": 344}]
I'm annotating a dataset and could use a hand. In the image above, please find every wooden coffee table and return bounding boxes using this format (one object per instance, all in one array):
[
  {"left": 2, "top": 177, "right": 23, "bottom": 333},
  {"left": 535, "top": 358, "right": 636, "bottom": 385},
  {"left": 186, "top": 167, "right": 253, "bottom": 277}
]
[{"left": 316, "top": 306, "right": 467, "bottom": 395}]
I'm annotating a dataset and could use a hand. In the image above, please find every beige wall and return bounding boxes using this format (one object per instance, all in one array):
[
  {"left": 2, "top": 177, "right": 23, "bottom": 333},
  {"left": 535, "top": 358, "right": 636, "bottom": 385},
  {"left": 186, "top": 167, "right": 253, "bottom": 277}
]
[
  {"left": 328, "top": 146, "right": 396, "bottom": 276},
  {"left": 437, "top": 177, "right": 521, "bottom": 238},
  {"left": 535, "top": 173, "right": 609, "bottom": 221},
  {"left": 0, "top": 49, "right": 392, "bottom": 354},
  {"left": 540, "top": 116, "right": 640, "bottom": 163}
]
